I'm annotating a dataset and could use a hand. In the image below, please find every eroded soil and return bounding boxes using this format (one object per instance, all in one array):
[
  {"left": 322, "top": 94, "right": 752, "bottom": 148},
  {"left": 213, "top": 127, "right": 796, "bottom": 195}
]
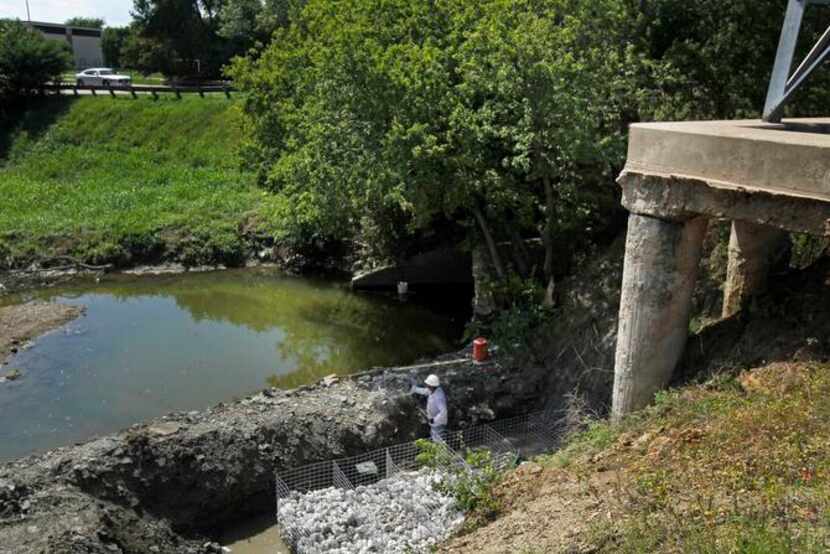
[
  {"left": 0, "top": 302, "right": 83, "bottom": 364},
  {"left": 441, "top": 462, "right": 617, "bottom": 554},
  {"left": 442, "top": 361, "right": 830, "bottom": 553}
]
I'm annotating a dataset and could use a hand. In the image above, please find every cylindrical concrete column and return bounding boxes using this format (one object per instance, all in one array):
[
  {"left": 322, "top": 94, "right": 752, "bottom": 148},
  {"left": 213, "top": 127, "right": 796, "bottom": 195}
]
[
  {"left": 612, "top": 214, "right": 708, "bottom": 420},
  {"left": 722, "top": 220, "right": 788, "bottom": 319}
]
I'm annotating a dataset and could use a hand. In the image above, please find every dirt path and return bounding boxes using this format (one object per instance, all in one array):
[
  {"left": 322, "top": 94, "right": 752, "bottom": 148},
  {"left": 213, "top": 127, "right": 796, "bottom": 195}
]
[
  {"left": 0, "top": 302, "right": 83, "bottom": 364},
  {"left": 440, "top": 463, "right": 616, "bottom": 554}
]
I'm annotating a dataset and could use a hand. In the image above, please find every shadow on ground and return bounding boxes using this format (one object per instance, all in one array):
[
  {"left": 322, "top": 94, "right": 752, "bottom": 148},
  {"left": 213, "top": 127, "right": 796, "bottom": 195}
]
[{"left": 0, "top": 96, "right": 77, "bottom": 161}]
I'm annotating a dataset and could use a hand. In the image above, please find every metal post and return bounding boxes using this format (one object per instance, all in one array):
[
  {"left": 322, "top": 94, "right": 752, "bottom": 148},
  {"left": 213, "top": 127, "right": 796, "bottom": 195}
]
[
  {"left": 764, "top": 0, "right": 830, "bottom": 122},
  {"left": 765, "top": 0, "right": 807, "bottom": 122},
  {"left": 386, "top": 449, "right": 394, "bottom": 479}
]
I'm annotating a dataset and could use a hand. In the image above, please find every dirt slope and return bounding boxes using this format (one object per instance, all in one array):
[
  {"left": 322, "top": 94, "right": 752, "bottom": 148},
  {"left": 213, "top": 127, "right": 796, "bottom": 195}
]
[{"left": 442, "top": 361, "right": 830, "bottom": 553}]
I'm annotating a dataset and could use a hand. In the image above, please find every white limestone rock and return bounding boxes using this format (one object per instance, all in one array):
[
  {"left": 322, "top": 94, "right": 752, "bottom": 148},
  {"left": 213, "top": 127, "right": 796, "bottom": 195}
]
[{"left": 277, "top": 468, "right": 464, "bottom": 553}]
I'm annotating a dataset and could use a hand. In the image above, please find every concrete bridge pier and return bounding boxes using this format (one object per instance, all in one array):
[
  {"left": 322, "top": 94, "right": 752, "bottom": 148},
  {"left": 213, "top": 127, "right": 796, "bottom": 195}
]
[
  {"left": 611, "top": 118, "right": 830, "bottom": 420},
  {"left": 722, "top": 220, "right": 789, "bottom": 319},
  {"left": 612, "top": 214, "right": 708, "bottom": 421}
]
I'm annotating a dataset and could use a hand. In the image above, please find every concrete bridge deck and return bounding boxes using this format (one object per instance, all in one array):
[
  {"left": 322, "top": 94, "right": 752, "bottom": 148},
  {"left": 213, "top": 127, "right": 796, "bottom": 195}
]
[{"left": 613, "top": 118, "right": 830, "bottom": 419}]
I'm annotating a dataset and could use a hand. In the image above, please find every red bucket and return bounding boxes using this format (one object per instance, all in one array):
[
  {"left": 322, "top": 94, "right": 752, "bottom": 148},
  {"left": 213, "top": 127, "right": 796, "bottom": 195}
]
[{"left": 473, "top": 337, "right": 489, "bottom": 363}]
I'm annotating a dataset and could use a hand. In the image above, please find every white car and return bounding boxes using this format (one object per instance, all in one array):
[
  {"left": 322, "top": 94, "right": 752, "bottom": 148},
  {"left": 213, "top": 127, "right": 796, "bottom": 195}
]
[{"left": 75, "top": 68, "right": 132, "bottom": 87}]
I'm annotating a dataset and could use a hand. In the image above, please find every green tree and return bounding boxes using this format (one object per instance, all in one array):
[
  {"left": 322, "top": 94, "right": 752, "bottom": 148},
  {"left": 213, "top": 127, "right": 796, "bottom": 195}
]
[
  {"left": 257, "top": 0, "right": 302, "bottom": 35},
  {"left": 230, "top": 0, "right": 627, "bottom": 293},
  {"left": 130, "top": 0, "right": 226, "bottom": 77},
  {"left": 435, "top": 0, "right": 628, "bottom": 298},
  {"left": 64, "top": 17, "right": 105, "bottom": 28},
  {"left": 102, "top": 26, "right": 130, "bottom": 67},
  {"left": 218, "top": 0, "right": 302, "bottom": 50},
  {"left": 0, "top": 20, "right": 72, "bottom": 103},
  {"left": 625, "top": 0, "right": 830, "bottom": 121},
  {"left": 217, "top": 0, "right": 262, "bottom": 45},
  {"left": 231, "top": 0, "right": 830, "bottom": 312}
]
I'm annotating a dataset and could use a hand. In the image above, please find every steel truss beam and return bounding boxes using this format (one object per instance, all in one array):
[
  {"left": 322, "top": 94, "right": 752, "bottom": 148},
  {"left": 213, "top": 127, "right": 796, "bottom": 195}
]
[{"left": 764, "top": 0, "right": 830, "bottom": 122}]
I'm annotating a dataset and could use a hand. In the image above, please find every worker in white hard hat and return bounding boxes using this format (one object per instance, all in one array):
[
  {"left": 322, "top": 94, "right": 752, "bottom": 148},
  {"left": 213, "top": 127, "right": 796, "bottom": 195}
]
[{"left": 409, "top": 374, "right": 448, "bottom": 442}]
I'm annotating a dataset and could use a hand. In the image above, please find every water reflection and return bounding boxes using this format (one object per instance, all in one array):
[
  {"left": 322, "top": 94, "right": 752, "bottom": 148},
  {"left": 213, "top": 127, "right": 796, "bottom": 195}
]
[{"left": 0, "top": 269, "right": 464, "bottom": 460}]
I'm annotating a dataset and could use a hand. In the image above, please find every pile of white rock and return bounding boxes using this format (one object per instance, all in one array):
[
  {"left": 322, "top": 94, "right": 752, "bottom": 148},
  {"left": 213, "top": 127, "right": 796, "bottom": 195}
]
[{"left": 277, "top": 468, "right": 464, "bottom": 553}]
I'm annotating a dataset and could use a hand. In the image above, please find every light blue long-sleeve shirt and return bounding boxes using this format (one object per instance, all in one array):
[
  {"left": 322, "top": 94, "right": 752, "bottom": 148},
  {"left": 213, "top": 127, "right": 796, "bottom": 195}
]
[{"left": 411, "top": 385, "right": 448, "bottom": 427}]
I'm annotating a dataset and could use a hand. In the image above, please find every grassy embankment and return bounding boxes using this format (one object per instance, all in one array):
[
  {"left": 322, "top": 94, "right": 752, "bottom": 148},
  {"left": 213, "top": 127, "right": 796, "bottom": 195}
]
[
  {"left": 444, "top": 362, "right": 830, "bottom": 553},
  {"left": 0, "top": 96, "right": 279, "bottom": 269}
]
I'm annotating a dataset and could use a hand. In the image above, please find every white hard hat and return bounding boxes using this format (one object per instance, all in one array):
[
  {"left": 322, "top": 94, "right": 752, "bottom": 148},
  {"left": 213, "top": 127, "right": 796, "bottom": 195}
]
[{"left": 425, "top": 374, "right": 440, "bottom": 387}]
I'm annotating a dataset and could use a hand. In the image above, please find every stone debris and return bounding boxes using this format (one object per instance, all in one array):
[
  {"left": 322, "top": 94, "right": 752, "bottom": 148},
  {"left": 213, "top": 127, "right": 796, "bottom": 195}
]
[
  {"left": 278, "top": 469, "right": 464, "bottom": 554},
  {"left": 147, "top": 422, "right": 183, "bottom": 437},
  {"left": 321, "top": 374, "right": 340, "bottom": 387},
  {"left": 0, "top": 349, "right": 545, "bottom": 553}
]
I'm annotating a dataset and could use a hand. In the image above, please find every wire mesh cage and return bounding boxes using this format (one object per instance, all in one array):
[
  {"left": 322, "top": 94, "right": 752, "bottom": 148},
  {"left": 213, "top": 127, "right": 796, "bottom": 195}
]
[
  {"left": 443, "top": 424, "right": 518, "bottom": 471},
  {"left": 335, "top": 447, "right": 391, "bottom": 488},
  {"left": 488, "top": 409, "right": 568, "bottom": 459},
  {"left": 274, "top": 413, "right": 560, "bottom": 553},
  {"left": 276, "top": 459, "right": 347, "bottom": 497},
  {"left": 275, "top": 459, "right": 356, "bottom": 548},
  {"left": 384, "top": 439, "right": 423, "bottom": 475}
]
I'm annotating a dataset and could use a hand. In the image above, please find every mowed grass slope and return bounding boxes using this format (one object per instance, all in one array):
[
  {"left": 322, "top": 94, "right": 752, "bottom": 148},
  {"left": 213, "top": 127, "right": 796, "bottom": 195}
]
[{"left": 0, "top": 96, "right": 276, "bottom": 268}]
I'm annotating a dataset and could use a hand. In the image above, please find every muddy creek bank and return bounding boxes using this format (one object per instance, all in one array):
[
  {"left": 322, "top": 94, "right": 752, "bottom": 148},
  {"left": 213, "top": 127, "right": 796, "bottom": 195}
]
[
  {"left": 0, "top": 302, "right": 83, "bottom": 364},
  {"left": 0, "top": 352, "right": 546, "bottom": 553}
]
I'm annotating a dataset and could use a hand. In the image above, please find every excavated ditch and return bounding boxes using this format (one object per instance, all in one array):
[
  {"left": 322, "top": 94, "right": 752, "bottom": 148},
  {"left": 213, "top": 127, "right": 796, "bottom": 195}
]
[
  {"left": 0, "top": 354, "right": 546, "bottom": 553},
  {"left": 8, "top": 227, "right": 820, "bottom": 553}
]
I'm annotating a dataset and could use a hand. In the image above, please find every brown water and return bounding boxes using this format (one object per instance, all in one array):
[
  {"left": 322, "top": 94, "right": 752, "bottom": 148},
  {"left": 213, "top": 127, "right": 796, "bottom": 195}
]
[{"left": 220, "top": 513, "right": 290, "bottom": 553}]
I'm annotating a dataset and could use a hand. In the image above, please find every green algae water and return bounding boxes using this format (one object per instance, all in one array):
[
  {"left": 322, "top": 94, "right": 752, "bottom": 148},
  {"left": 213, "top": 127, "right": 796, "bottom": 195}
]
[{"left": 0, "top": 269, "right": 466, "bottom": 461}]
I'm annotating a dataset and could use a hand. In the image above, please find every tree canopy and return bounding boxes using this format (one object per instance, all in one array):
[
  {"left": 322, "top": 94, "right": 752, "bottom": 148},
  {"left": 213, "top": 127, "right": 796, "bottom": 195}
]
[
  {"left": 0, "top": 20, "right": 72, "bottom": 107},
  {"left": 230, "top": 0, "right": 830, "bottom": 308},
  {"left": 230, "top": 0, "right": 628, "bottom": 282},
  {"left": 126, "top": 0, "right": 224, "bottom": 76},
  {"left": 121, "top": 0, "right": 302, "bottom": 77},
  {"left": 102, "top": 26, "right": 131, "bottom": 68},
  {"left": 65, "top": 17, "right": 105, "bottom": 29}
]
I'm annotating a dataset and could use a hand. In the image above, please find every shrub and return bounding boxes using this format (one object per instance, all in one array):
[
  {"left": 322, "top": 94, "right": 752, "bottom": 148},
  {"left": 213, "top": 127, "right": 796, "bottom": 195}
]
[
  {"left": 416, "top": 439, "right": 507, "bottom": 526},
  {"left": 0, "top": 20, "right": 72, "bottom": 103}
]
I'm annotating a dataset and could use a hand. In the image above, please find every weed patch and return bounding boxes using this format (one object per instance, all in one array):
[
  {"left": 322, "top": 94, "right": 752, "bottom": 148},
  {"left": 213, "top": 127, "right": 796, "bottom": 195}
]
[
  {"left": 585, "top": 363, "right": 830, "bottom": 553},
  {"left": 442, "top": 362, "right": 830, "bottom": 553},
  {"left": 416, "top": 439, "right": 508, "bottom": 532}
]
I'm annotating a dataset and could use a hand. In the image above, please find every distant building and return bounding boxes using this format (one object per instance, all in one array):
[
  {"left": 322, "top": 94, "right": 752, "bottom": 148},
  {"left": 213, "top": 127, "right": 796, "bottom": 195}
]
[{"left": 27, "top": 21, "right": 104, "bottom": 69}]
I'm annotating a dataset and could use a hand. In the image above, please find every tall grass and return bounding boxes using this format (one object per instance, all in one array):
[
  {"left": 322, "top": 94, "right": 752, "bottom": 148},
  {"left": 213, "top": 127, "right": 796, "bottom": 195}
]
[{"left": 0, "top": 96, "right": 277, "bottom": 267}]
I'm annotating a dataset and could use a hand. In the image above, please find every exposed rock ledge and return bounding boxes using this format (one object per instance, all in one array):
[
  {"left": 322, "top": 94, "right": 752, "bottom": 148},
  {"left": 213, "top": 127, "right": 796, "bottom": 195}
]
[{"left": 0, "top": 354, "right": 546, "bottom": 553}]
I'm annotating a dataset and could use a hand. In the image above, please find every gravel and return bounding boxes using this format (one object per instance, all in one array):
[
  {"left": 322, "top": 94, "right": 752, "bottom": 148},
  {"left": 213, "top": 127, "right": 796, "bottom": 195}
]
[{"left": 278, "top": 469, "right": 465, "bottom": 553}]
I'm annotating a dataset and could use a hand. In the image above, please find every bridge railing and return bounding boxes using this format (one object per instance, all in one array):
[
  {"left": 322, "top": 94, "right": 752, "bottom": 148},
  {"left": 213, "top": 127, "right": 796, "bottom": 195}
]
[{"left": 41, "top": 82, "right": 235, "bottom": 99}]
